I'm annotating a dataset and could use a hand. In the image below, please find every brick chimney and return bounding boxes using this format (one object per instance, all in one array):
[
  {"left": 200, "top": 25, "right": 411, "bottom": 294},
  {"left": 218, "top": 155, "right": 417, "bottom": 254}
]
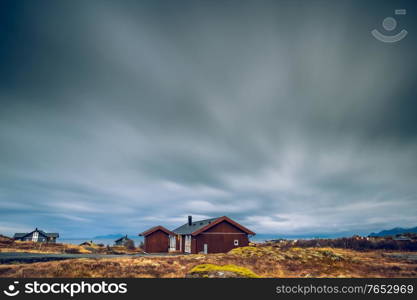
[{"left": 188, "top": 215, "right": 192, "bottom": 226}]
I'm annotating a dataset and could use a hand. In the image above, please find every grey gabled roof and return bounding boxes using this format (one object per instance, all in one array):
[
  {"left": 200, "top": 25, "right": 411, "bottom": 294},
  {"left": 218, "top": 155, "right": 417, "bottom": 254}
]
[
  {"left": 34, "top": 229, "right": 59, "bottom": 238},
  {"left": 172, "top": 217, "right": 219, "bottom": 235}
]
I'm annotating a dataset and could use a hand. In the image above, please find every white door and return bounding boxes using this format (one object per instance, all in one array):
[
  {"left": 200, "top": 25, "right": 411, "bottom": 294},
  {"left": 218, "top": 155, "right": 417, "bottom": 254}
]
[
  {"left": 203, "top": 243, "right": 208, "bottom": 254},
  {"left": 169, "top": 235, "right": 176, "bottom": 252},
  {"left": 184, "top": 235, "right": 191, "bottom": 253}
]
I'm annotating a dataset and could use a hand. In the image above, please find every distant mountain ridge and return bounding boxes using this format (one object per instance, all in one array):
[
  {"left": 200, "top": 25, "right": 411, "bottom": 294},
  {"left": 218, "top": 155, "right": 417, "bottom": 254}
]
[
  {"left": 93, "top": 234, "right": 133, "bottom": 239},
  {"left": 369, "top": 226, "right": 417, "bottom": 237}
]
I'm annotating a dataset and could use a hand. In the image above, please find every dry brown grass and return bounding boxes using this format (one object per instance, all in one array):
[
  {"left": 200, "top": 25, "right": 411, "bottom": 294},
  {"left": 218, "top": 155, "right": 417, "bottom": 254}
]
[
  {"left": 0, "top": 235, "right": 143, "bottom": 255},
  {"left": 0, "top": 246, "right": 416, "bottom": 278}
]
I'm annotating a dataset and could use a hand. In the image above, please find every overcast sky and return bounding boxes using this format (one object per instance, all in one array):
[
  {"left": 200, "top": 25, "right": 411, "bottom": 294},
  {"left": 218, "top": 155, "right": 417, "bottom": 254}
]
[{"left": 0, "top": 0, "right": 416, "bottom": 238}]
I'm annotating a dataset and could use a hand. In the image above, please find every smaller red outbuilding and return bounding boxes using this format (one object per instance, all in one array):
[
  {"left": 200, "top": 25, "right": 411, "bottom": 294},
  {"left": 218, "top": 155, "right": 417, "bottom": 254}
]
[{"left": 139, "top": 226, "right": 174, "bottom": 253}]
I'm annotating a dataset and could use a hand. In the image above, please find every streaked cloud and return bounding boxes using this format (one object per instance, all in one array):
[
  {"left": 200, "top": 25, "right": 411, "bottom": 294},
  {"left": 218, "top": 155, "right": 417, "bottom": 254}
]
[{"left": 0, "top": 0, "right": 416, "bottom": 237}]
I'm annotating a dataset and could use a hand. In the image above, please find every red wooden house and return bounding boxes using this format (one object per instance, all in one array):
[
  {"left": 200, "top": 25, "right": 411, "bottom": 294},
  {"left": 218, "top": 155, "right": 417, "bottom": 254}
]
[
  {"left": 139, "top": 226, "right": 175, "bottom": 253},
  {"left": 139, "top": 216, "right": 255, "bottom": 254}
]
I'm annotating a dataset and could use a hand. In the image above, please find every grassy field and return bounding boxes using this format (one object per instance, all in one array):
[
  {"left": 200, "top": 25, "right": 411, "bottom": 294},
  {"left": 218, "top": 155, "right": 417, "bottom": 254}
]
[{"left": 0, "top": 244, "right": 416, "bottom": 278}]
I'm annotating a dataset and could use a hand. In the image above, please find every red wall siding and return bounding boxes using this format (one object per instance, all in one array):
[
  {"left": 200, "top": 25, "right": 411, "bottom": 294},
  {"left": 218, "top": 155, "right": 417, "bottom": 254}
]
[
  {"left": 191, "top": 238, "right": 197, "bottom": 254},
  {"left": 181, "top": 235, "right": 185, "bottom": 252},
  {"left": 144, "top": 230, "right": 169, "bottom": 253},
  {"left": 193, "top": 220, "right": 249, "bottom": 254}
]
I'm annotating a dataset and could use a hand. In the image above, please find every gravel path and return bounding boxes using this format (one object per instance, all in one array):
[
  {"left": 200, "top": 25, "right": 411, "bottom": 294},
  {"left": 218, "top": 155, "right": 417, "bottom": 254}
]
[{"left": 0, "top": 252, "right": 178, "bottom": 264}]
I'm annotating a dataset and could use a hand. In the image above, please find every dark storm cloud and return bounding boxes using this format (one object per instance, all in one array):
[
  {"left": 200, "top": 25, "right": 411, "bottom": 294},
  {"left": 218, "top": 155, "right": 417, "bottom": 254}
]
[{"left": 0, "top": 0, "right": 416, "bottom": 237}]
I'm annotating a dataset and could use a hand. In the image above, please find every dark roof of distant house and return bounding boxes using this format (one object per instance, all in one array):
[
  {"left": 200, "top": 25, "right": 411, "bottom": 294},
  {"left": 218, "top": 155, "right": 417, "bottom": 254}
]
[
  {"left": 172, "top": 217, "right": 220, "bottom": 235},
  {"left": 79, "top": 241, "right": 94, "bottom": 246},
  {"left": 13, "top": 229, "right": 59, "bottom": 239},
  {"left": 139, "top": 226, "right": 174, "bottom": 237},
  {"left": 114, "top": 235, "right": 131, "bottom": 242}
]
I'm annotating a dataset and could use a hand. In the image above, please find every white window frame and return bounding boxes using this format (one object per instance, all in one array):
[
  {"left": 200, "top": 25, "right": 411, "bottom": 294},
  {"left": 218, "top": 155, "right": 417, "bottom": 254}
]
[{"left": 234, "top": 239, "right": 239, "bottom": 246}]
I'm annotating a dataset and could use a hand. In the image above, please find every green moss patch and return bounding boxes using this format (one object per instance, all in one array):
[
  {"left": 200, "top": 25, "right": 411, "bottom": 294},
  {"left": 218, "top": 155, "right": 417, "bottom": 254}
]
[{"left": 188, "top": 264, "right": 260, "bottom": 278}]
